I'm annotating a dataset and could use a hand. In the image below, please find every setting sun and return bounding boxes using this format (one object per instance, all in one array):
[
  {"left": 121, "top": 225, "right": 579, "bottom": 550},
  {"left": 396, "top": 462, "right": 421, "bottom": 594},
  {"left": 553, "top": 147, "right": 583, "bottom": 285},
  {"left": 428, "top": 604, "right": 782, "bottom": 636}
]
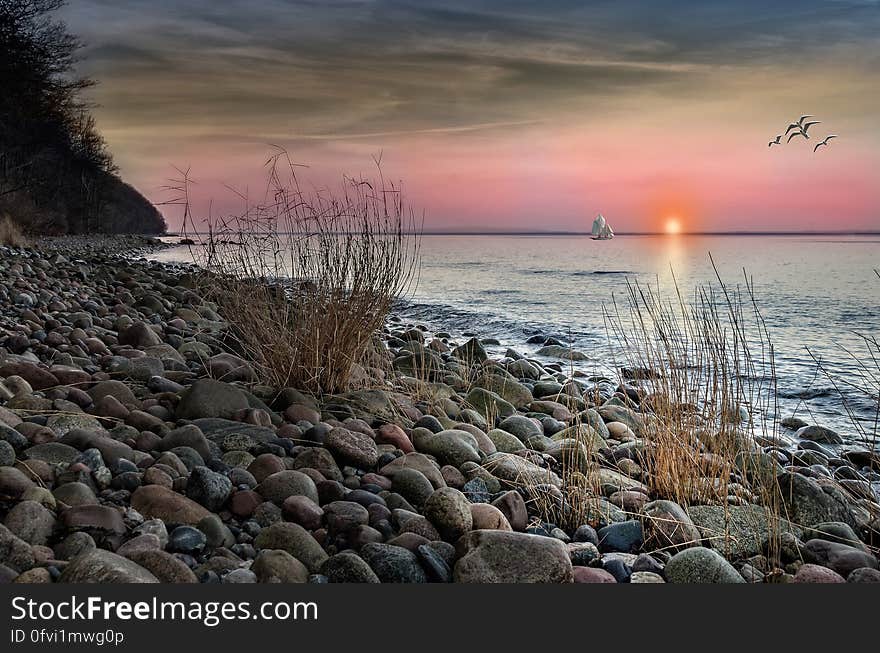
[{"left": 665, "top": 218, "right": 682, "bottom": 235}]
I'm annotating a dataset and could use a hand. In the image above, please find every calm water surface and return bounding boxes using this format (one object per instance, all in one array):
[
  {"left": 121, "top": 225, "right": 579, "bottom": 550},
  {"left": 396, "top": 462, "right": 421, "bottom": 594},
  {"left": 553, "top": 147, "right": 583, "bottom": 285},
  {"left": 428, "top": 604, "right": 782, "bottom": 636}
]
[{"left": 154, "top": 234, "right": 880, "bottom": 444}]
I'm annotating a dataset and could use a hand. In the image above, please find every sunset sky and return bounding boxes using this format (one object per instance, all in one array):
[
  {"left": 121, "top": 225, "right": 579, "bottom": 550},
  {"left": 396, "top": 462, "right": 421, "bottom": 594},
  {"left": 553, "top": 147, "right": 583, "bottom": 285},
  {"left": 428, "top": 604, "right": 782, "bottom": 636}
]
[{"left": 62, "top": 0, "right": 880, "bottom": 233}]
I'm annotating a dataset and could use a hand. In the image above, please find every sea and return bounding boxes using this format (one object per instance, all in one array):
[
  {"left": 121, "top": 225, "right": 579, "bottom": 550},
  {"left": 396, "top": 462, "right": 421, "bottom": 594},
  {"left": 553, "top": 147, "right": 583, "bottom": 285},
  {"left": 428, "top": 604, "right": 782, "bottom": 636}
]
[{"left": 152, "top": 233, "right": 880, "bottom": 447}]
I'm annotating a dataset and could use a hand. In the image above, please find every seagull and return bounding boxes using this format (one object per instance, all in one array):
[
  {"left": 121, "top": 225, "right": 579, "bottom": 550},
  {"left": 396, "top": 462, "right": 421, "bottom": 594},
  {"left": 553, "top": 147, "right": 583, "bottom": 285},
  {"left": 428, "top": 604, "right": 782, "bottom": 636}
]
[
  {"left": 784, "top": 115, "right": 814, "bottom": 135},
  {"left": 769, "top": 134, "right": 783, "bottom": 147},
  {"left": 801, "top": 120, "right": 821, "bottom": 136},
  {"left": 814, "top": 135, "right": 838, "bottom": 152},
  {"left": 787, "top": 130, "right": 808, "bottom": 143}
]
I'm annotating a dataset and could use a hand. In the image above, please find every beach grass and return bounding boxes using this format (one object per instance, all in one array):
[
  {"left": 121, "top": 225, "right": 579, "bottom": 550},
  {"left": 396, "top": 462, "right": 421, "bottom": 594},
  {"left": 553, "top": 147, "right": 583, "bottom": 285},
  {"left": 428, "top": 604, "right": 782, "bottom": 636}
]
[
  {"left": 174, "top": 150, "right": 421, "bottom": 395},
  {"left": 0, "top": 215, "right": 28, "bottom": 247}
]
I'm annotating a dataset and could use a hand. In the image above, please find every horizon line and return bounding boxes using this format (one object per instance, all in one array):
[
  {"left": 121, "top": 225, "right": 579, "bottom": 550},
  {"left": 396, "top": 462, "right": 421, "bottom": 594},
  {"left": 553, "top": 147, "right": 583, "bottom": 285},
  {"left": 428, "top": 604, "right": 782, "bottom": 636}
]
[{"left": 165, "top": 230, "right": 880, "bottom": 237}]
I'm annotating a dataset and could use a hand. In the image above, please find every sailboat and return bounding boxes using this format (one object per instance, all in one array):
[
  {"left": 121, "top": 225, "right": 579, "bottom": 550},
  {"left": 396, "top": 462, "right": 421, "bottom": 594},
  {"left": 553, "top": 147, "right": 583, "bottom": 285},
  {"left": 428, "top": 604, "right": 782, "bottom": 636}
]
[{"left": 591, "top": 213, "right": 614, "bottom": 240}]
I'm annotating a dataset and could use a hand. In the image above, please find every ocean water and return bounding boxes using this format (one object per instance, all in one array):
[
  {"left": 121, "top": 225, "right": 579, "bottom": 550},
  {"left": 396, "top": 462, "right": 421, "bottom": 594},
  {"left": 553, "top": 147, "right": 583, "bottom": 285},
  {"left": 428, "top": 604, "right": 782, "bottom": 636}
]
[{"left": 153, "top": 233, "right": 880, "bottom": 445}]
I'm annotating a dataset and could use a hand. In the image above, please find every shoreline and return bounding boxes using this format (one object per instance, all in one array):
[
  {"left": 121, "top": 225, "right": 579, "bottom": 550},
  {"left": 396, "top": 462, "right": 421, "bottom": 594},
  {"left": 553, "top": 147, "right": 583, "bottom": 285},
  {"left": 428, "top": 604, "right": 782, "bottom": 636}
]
[{"left": 0, "top": 235, "right": 878, "bottom": 584}]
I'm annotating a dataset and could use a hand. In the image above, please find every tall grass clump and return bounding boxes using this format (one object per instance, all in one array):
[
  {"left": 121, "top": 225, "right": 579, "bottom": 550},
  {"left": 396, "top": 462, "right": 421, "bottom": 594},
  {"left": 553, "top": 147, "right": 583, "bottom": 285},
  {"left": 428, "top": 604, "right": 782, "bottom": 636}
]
[
  {"left": 0, "top": 215, "right": 28, "bottom": 247},
  {"left": 174, "top": 151, "right": 421, "bottom": 395},
  {"left": 604, "top": 259, "right": 790, "bottom": 558}
]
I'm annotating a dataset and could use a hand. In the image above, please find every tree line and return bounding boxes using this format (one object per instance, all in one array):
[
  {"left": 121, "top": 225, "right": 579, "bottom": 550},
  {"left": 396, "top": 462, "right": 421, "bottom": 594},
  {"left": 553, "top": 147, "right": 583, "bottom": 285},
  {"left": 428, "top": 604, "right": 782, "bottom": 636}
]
[{"left": 0, "top": 0, "right": 164, "bottom": 234}]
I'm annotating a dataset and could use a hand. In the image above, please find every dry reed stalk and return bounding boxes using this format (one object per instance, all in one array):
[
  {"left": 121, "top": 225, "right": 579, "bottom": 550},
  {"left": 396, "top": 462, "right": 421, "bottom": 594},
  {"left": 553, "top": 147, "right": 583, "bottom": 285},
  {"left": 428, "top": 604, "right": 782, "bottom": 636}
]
[
  {"left": 0, "top": 215, "right": 28, "bottom": 247},
  {"left": 603, "top": 259, "right": 788, "bottom": 560},
  {"left": 169, "top": 151, "right": 421, "bottom": 395}
]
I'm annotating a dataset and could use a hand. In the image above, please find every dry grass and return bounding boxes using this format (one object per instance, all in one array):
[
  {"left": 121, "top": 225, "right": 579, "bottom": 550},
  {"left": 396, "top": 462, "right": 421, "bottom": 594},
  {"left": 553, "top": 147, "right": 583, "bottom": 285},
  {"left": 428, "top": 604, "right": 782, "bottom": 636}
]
[
  {"left": 604, "top": 259, "right": 781, "bottom": 508},
  {"left": 0, "top": 214, "right": 28, "bottom": 247},
  {"left": 169, "top": 151, "right": 420, "bottom": 395}
]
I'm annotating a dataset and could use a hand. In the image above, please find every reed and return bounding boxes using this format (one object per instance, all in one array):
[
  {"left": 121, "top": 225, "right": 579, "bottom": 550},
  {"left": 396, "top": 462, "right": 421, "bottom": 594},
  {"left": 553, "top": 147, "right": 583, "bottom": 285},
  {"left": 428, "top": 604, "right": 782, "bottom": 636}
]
[
  {"left": 173, "top": 151, "right": 421, "bottom": 395},
  {"left": 0, "top": 215, "right": 28, "bottom": 247}
]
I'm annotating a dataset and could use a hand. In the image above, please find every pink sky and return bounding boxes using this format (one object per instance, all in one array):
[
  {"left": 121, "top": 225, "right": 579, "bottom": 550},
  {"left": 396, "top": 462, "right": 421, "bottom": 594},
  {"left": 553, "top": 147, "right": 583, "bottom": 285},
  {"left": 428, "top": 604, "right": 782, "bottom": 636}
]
[{"left": 66, "top": 2, "right": 880, "bottom": 233}]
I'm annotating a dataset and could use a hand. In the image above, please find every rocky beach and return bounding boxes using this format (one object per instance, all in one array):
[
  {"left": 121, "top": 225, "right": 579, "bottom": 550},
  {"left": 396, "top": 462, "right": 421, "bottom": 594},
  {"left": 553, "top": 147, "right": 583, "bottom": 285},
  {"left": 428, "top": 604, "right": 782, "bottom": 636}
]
[{"left": 1, "top": 235, "right": 879, "bottom": 584}]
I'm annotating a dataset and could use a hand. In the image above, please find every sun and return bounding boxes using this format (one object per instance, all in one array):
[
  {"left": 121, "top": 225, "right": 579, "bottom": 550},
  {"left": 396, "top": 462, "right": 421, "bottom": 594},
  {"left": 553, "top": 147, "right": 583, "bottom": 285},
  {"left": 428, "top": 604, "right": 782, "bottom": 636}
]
[{"left": 665, "top": 217, "right": 682, "bottom": 235}]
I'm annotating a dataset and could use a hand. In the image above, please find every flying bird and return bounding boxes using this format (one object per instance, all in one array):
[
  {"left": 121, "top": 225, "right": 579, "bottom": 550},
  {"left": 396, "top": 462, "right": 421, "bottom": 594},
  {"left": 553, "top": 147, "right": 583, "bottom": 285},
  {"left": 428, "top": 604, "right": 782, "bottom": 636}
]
[
  {"left": 787, "top": 130, "right": 808, "bottom": 143},
  {"left": 769, "top": 135, "right": 783, "bottom": 147},
  {"left": 801, "top": 120, "right": 821, "bottom": 136},
  {"left": 784, "top": 115, "right": 814, "bottom": 135},
  {"left": 814, "top": 135, "right": 838, "bottom": 152}
]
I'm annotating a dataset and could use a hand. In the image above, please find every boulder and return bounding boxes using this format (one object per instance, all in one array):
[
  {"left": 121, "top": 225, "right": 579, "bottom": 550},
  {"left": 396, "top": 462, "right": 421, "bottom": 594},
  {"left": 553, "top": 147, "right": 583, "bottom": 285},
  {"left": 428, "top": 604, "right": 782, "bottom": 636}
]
[
  {"left": 59, "top": 549, "right": 159, "bottom": 583},
  {"left": 424, "top": 487, "right": 473, "bottom": 541},
  {"left": 176, "top": 379, "right": 249, "bottom": 420},
  {"left": 253, "top": 522, "right": 328, "bottom": 573},
  {"left": 454, "top": 531, "right": 573, "bottom": 583},
  {"left": 664, "top": 546, "right": 746, "bottom": 583},
  {"left": 131, "top": 485, "right": 211, "bottom": 525}
]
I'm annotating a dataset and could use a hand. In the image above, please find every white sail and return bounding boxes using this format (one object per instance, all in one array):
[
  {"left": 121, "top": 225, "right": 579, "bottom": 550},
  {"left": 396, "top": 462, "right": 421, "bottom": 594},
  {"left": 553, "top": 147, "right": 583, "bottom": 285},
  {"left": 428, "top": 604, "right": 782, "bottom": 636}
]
[{"left": 591, "top": 213, "right": 614, "bottom": 240}]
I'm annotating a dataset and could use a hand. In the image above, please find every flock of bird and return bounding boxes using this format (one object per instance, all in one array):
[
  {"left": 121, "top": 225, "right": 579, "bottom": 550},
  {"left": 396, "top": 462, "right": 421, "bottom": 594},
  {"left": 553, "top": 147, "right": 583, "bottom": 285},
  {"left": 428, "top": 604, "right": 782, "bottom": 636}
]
[{"left": 769, "top": 115, "right": 837, "bottom": 152}]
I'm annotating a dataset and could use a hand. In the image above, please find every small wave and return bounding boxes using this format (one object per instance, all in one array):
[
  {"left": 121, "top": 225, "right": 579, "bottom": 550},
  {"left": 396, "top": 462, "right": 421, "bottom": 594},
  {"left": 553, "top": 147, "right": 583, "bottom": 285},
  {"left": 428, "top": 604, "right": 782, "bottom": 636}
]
[
  {"left": 483, "top": 289, "right": 521, "bottom": 296},
  {"left": 778, "top": 387, "right": 837, "bottom": 400},
  {"left": 575, "top": 270, "right": 635, "bottom": 276}
]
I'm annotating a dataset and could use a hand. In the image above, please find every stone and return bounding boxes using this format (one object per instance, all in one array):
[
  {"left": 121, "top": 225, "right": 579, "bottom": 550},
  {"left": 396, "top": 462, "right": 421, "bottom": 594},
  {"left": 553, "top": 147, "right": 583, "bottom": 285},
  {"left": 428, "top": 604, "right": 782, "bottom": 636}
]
[
  {"left": 61, "top": 505, "right": 126, "bottom": 542},
  {"left": 486, "top": 428, "right": 526, "bottom": 453},
  {"left": 597, "top": 520, "right": 644, "bottom": 553},
  {"left": 119, "top": 322, "right": 162, "bottom": 347},
  {"left": 414, "top": 544, "right": 450, "bottom": 583},
  {"left": 796, "top": 425, "right": 844, "bottom": 445},
  {"left": 324, "top": 501, "right": 369, "bottom": 537},
  {"left": 454, "top": 531, "right": 573, "bottom": 583},
  {"left": 293, "top": 448, "right": 343, "bottom": 482},
  {"left": 803, "top": 522, "right": 867, "bottom": 552},
  {"left": 168, "top": 525, "right": 207, "bottom": 554},
  {"left": 252, "top": 549, "right": 310, "bottom": 583},
  {"left": 253, "top": 522, "right": 328, "bottom": 573},
  {"left": 847, "top": 568, "right": 880, "bottom": 583},
  {"left": 159, "top": 425, "right": 212, "bottom": 460},
  {"left": 0, "top": 524, "right": 35, "bottom": 572},
  {"left": 0, "top": 466, "right": 36, "bottom": 499},
  {"left": 186, "top": 466, "right": 232, "bottom": 511},
  {"left": 777, "top": 471, "right": 855, "bottom": 528},
  {"left": 59, "top": 549, "right": 159, "bottom": 583},
  {"left": 117, "top": 534, "right": 162, "bottom": 557},
  {"left": 688, "top": 504, "right": 800, "bottom": 560},
  {"left": 126, "top": 549, "right": 198, "bottom": 583},
  {"left": 4, "top": 501, "right": 55, "bottom": 546},
  {"left": 630, "top": 571, "right": 665, "bottom": 583},
  {"left": 325, "top": 427, "right": 379, "bottom": 469},
  {"left": 497, "top": 415, "right": 543, "bottom": 443},
  {"left": 793, "top": 564, "right": 845, "bottom": 583},
  {"left": 131, "top": 485, "right": 211, "bottom": 525},
  {"left": 176, "top": 379, "right": 249, "bottom": 420},
  {"left": 320, "top": 552, "right": 380, "bottom": 583},
  {"left": 376, "top": 424, "right": 414, "bottom": 453},
  {"left": 483, "top": 452, "right": 561, "bottom": 488},
  {"left": 568, "top": 542, "right": 601, "bottom": 566},
  {"left": 256, "top": 470, "right": 320, "bottom": 505},
  {"left": 665, "top": 547, "right": 746, "bottom": 583},
  {"left": 470, "top": 503, "right": 512, "bottom": 531},
  {"left": 491, "top": 491, "right": 528, "bottom": 531},
  {"left": 359, "top": 543, "right": 427, "bottom": 583},
  {"left": 412, "top": 429, "right": 481, "bottom": 468},
  {"left": 802, "top": 540, "right": 878, "bottom": 578},
  {"left": 379, "top": 453, "right": 446, "bottom": 489},
  {"left": 283, "top": 495, "right": 324, "bottom": 530},
  {"left": 424, "top": 487, "right": 473, "bottom": 541},
  {"left": 643, "top": 500, "right": 701, "bottom": 551},
  {"left": 387, "top": 467, "right": 435, "bottom": 509},
  {"left": 573, "top": 566, "right": 617, "bottom": 583},
  {"left": 464, "top": 387, "right": 516, "bottom": 421}
]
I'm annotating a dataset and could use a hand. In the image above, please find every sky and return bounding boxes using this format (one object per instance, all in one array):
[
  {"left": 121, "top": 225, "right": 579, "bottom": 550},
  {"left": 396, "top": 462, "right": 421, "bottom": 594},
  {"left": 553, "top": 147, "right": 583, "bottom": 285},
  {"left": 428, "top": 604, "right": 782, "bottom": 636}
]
[{"left": 60, "top": 0, "right": 880, "bottom": 233}]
